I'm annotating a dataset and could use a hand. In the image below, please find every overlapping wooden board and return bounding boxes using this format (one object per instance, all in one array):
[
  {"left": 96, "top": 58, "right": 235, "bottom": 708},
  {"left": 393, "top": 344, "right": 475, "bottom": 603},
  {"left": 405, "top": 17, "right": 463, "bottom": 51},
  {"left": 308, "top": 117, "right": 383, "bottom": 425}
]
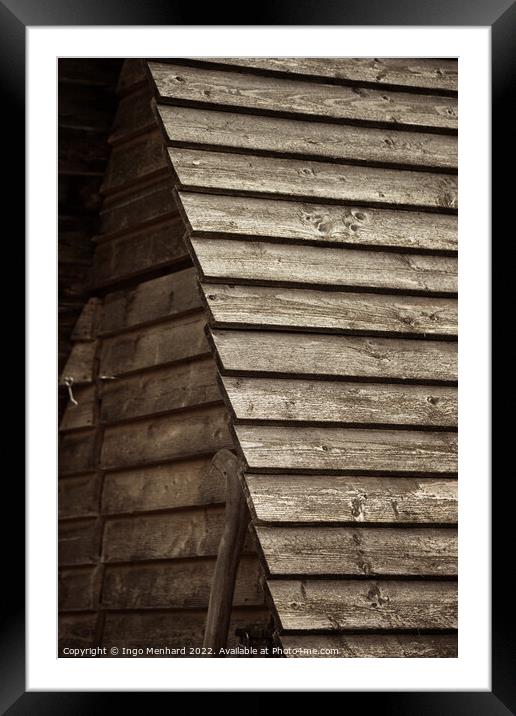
[
  {"left": 280, "top": 633, "right": 457, "bottom": 658},
  {"left": 149, "top": 62, "right": 458, "bottom": 130}
]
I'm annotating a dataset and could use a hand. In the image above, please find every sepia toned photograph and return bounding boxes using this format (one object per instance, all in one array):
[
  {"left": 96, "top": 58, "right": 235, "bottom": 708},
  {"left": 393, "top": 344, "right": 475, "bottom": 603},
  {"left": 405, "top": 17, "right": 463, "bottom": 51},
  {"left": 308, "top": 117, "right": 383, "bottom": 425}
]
[{"left": 57, "top": 57, "right": 458, "bottom": 659}]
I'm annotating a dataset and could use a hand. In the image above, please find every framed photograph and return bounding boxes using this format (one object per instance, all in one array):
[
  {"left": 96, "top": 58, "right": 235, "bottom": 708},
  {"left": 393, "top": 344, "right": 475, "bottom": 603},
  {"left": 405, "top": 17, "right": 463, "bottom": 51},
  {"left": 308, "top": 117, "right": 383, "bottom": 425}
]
[{"left": 11, "top": 0, "right": 506, "bottom": 707}]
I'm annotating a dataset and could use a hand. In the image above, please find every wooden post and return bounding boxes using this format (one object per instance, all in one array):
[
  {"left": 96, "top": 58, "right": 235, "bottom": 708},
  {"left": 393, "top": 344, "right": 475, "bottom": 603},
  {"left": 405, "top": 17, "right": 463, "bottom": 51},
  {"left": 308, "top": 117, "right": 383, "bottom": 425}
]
[{"left": 203, "top": 449, "right": 249, "bottom": 656}]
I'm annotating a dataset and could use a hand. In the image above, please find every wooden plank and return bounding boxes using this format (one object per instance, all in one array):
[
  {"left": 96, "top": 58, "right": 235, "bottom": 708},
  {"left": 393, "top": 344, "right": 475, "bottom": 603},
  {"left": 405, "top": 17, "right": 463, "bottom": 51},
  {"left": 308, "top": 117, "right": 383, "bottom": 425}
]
[
  {"left": 99, "top": 268, "right": 202, "bottom": 336},
  {"left": 59, "top": 429, "right": 97, "bottom": 475},
  {"left": 59, "top": 473, "right": 101, "bottom": 519},
  {"left": 194, "top": 58, "right": 458, "bottom": 93},
  {"left": 117, "top": 59, "right": 149, "bottom": 96},
  {"left": 100, "top": 358, "right": 221, "bottom": 423},
  {"left": 245, "top": 474, "right": 457, "bottom": 525},
  {"left": 280, "top": 633, "right": 457, "bottom": 658},
  {"left": 102, "top": 506, "right": 227, "bottom": 562},
  {"left": 59, "top": 518, "right": 102, "bottom": 566},
  {"left": 101, "top": 457, "right": 225, "bottom": 514},
  {"left": 268, "top": 579, "right": 457, "bottom": 631},
  {"left": 109, "top": 87, "right": 157, "bottom": 145},
  {"left": 101, "top": 130, "right": 169, "bottom": 195},
  {"left": 101, "top": 555, "right": 263, "bottom": 609},
  {"left": 195, "top": 240, "right": 457, "bottom": 293},
  {"left": 101, "top": 405, "right": 233, "bottom": 469},
  {"left": 100, "top": 312, "right": 209, "bottom": 376},
  {"left": 170, "top": 148, "right": 458, "bottom": 210},
  {"left": 223, "top": 378, "right": 457, "bottom": 427},
  {"left": 179, "top": 192, "right": 458, "bottom": 253},
  {"left": 149, "top": 62, "right": 458, "bottom": 130},
  {"left": 60, "top": 385, "right": 96, "bottom": 431},
  {"left": 59, "top": 341, "right": 96, "bottom": 385},
  {"left": 211, "top": 329, "right": 458, "bottom": 383},
  {"left": 99, "top": 178, "right": 177, "bottom": 237},
  {"left": 235, "top": 425, "right": 457, "bottom": 474},
  {"left": 92, "top": 218, "right": 188, "bottom": 288},
  {"left": 58, "top": 58, "right": 122, "bottom": 88},
  {"left": 102, "top": 608, "right": 270, "bottom": 653},
  {"left": 205, "top": 284, "right": 457, "bottom": 337},
  {"left": 59, "top": 83, "right": 116, "bottom": 132},
  {"left": 58, "top": 125, "right": 110, "bottom": 175},
  {"left": 59, "top": 566, "right": 100, "bottom": 611},
  {"left": 158, "top": 105, "right": 457, "bottom": 170},
  {"left": 59, "top": 613, "right": 98, "bottom": 651},
  {"left": 70, "top": 298, "right": 102, "bottom": 340},
  {"left": 256, "top": 525, "right": 457, "bottom": 576}
]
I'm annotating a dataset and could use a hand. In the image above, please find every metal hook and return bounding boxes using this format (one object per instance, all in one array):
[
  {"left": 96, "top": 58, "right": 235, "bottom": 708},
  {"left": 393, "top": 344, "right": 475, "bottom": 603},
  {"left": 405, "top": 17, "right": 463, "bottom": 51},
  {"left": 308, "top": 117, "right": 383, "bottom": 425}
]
[{"left": 63, "top": 376, "right": 79, "bottom": 406}]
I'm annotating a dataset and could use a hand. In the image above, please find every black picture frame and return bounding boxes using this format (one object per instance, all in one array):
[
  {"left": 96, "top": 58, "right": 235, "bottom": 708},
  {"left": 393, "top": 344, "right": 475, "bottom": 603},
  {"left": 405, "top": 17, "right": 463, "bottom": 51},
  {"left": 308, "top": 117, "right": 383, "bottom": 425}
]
[{"left": 8, "top": 0, "right": 509, "bottom": 709}]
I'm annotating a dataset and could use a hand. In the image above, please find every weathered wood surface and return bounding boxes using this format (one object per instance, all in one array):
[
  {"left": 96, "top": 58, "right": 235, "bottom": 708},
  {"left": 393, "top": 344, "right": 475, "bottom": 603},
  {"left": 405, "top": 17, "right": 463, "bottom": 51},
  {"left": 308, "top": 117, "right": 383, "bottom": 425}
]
[
  {"left": 92, "top": 218, "right": 187, "bottom": 288},
  {"left": 205, "top": 286, "right": 456, "bottom": 338},
  {"left": 59, "top": 518, "right": 102, "bottom": 566},
  {"left": 211, "top": 329, "right": 457, "bottom": 383},
  {"left": 102, "top": 506, "right": 241, "bottom": 562},
  {"left": 280, "top": 633, "right": 457, "bottom": 658},
  {"left": 70, "top": 297, "right": 102, "bottom": 340},
  {"left": 203, "top": 450, "right": 250, "bottom": 654},
  {"left": 235, "top": 425, "right": 457, "bottom": 473},
  {"left": 109, "top": 88, "right": 157, "bottom": 145},
  {"left": 149, "top": 62, "right": 458, "bottom": 130},
  {"left": 170, "top": 148, "right": 458, "bottom": 210},
  {"left": 195, "top": 240, "right": 457, "bottom": 294},
  {"left": 101, "top": 130, "right": 169, "bottom": 195},
  {"left": 179, "top": 192, "right": 458, "bottom": 253},
  {"left": 159, "top": 105, "right": 457, "bottom": 169},
  {"left": 101, "top": 457, "right": 225, "bottom": 514},
  {"left": 59, "top": 429, "right": 97, "bottom": 475},
  {"left": 100, "top": 312, "right": 209, "bottom": 376},
  {"left": 268, "top": 579, "right": 457, "bottom": 631},
  {"left": 194, "top": 58, "right": 458, "bottom": 93},
  {"left": 117, "top": 59, "right": 149, "bottom": 96},
  {"left": 256, "top": 525, "right": 457, "bottom": 576},
  {"left": 59, "top": 341, "right": 97, "bottom": 385},
  {"left": 100, "top": 358, "right": 221, "bottom": 423},
  {"left": 59, "top": 613, "right": 98, "bottom": 650},
  {"left": 59, "top": 473, "right": 101, "bottom": 519},
  {"left": 99, "top": 268, "right": 201, "bottom": 336},
  {"left": 102, "top": 555, "right": 263, "bottom": 609},
  {"left": 224, "top": 377, "right": 457, "bottom": 427},
  {"left": 102, "top": 607, "right": 270, "bottom": 654},
  {"left": 59, "top": 566, "right": 100, "bottom": 611},
  {"left": 99, "top": 178, "right": 178, "bottom": 238},
  {"left": 101, "top": 405, "right": 233, "bottom": 469},
  {"left": 245, "top": 474, "right": 457, "bottom": 525},
  {"left": 60, "top": 385, "right": 96, "bottom": 431}
]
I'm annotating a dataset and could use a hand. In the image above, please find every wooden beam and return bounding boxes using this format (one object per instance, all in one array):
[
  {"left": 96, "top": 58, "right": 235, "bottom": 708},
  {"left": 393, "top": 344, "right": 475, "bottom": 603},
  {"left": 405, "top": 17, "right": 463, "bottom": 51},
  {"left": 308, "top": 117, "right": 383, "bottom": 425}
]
[{"left": 203, "top": 449, "right": 250, "bottom": 656}]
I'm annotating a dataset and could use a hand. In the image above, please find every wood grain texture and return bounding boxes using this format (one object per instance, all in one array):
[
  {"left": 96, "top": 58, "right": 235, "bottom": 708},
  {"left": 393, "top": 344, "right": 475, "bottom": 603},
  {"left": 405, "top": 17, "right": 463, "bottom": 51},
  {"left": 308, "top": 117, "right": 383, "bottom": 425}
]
[
  {"left": 179, "top": 192, "right": 458, "bottom": 253},
  {"left": 101, "top": 457, "right": 225, "bottom": 514},
  {"left": 60, "top": 385, "right": 96, "bottom": 430},
  {"left": 59, "top": 341, "right": 97, "bottom": 385},
  {"left": 59, "top": 518, "right": 102, "bottom": 566},
  {"left": 59, "top": 566, "right": 100, "bottom": 611},
  {"left": 99, "top": 178, "right": 177, "bottom": 238},
  {"left": 280, "top": 633, "right": 457, "bottom": 658},
  {"left": 70, "top": 298, "right": 102, "bottom": 340},
  {"left": 92, "top": 217, "right": 187, "bottom": 288},
  {"left": 223, "top": 377, "right": 457, "bottom": 427},
  {"left": 59, "top": 473, "right": 101, "bottom": 519},
  {"left": 235, "top": 425, "right": 457, "bottom": 474},
  {"left": 149, "top": 62, "right": 458, "bottom": 129},
  {"left": 109, "top": 87, "right": 157, "bottom": 145},
  {"left": 102, "top": 608, "right": 270, "bottom": 653},
  {"left": 211, "top": 329, "right": 457, "bottom": 383},
  {"left": 101, "top": 405, "right": 233, "bottom": 469},
  {"left": 100, "top": 358, "right": 221, "bottom": 423},
  {"left": 102, "top": 506, "right": 229, "bottom": 562},
  {"left": 100, "top": 312, "right": 209, "bottom": 377},
  {"left": 194, "top": 239, "right": 457, "bottom": 294},
  {"left": 245, "top": 474, "right": 457, "bottom": 525},
  {"left": 195, "top": 58, "right": 458, "bottom": 93},
  {"left": 170, "top": 148, "right": 458, "bottom": 210},
  {"left": 117, "top": 59, "right": 149, "bottom": 96},
  {"left": 102, "top": 555, "right": 263, "bottom": 609},
  {"left": 204, "top": 284, "right": 457, "bottom": 337},
  {"left": 59, "top": 429, "right": 97, "bottom": 475},
  {"left": 99, "top": 268, "right": 202, "bottom": 336},
  {"left": 256, "top": 525, "right": 457, "bottom": 576},
  {"left": 268, "top": 579, "right": 457, "bottom": 631},
  {"left": 158, "top": 105, "right": 457, "bottom": 169},
  {"left": 101, "top": 130, "right": 169, "bottom": 195}
]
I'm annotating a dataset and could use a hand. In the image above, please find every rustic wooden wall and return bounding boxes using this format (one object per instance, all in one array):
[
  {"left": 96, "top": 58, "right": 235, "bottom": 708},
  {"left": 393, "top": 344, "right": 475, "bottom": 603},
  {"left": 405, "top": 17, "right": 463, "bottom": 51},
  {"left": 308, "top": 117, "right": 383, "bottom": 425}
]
[
  {"left": 58, "top": 61, "right": 269, "bottom": 655},
  {"left": 147, "top": 57, "right": 458, "bottom": 657}
]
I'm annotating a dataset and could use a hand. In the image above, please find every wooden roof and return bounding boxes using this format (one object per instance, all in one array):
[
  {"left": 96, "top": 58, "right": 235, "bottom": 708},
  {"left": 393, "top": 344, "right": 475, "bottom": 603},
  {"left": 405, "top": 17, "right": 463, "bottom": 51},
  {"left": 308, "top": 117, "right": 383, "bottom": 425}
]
[{"left": 140, "top": 58, "right": 457, "bottom": 656}]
